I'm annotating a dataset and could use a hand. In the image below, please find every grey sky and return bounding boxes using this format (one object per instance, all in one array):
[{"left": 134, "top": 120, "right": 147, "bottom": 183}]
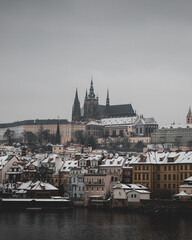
[{"left": 1, "top": 0, "right": 192, "bottom": 125}]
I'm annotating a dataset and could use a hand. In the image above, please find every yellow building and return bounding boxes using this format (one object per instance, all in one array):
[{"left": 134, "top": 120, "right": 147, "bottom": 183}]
[{"left": 130, "top": 151, "right": 192, "bottom": 197}]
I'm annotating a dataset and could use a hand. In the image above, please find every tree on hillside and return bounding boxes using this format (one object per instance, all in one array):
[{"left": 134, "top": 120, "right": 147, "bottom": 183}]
[
  {"left": 3, "top": 129, "right": 14, "bottom": 145},
  {"left": 42, "top": 130, "right": 51, "bottom": 144},
  {"left": 134, "top": 141, "right": 145, "bottom": 152},
  {"left": 24, "top": 131, "right": 37, "bottom": 144},
  {"left": 37, "top": 125, "right": 44, "bottom": 146},
  {"left": 73, "top": 130, "right": 86, "bottom": 145}
]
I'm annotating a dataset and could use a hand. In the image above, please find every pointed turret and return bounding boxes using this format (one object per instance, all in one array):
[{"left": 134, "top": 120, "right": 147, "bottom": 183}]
[
  {"left": 88, "top": 78, "right": 96, "bottom": 99},
  {"left": 106, "top": 89, "right": 110, "bottom": 106},
  {"left": 55, "top": 119, "right": 61, "bottom": 144},
  {"left": 85, "top": 89, "right": 88, "bottom": 99},
  {"left": 74, "top": 89, "right": 79, "bottom": 103},
  {"left": 187, "top": 106, "right": 191, "bottom": 117},
  {"left": 72, "top": 89, "right": 81, "bottom": 122}
]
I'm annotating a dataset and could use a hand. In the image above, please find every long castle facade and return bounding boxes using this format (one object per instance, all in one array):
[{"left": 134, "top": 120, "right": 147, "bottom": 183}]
[{"left": 72, "top": 80, "right": 136, "bottom": 122}]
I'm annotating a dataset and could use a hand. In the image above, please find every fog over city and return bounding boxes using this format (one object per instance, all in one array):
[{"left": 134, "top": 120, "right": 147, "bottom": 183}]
[{"left": 1, "top": 0, "right": 192, "bottom": 125}]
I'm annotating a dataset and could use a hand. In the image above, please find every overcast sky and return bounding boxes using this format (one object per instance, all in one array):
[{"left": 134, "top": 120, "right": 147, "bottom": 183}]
[{"left": 1, "top": 0, "right": 192, "bottom": 125}]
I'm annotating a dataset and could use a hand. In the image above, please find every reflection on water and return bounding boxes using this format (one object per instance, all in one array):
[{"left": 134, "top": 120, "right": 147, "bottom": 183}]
[{"left": 0, "top": 208, "right": 191, "bottom": 240}]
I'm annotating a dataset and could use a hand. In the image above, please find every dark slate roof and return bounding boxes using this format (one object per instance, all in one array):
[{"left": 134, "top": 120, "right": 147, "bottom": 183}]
[
  {"left": 0, "top": 119, "right": 69, "bottom": 129},
  {"left": 109, "top": 104, "right": 135, "bottom": 116},
  {"left": 98, "top": 105, "right": 106, "bottom": 115},
  {"left": 97, "top": 104, "right": 135, "bottom": 118}
]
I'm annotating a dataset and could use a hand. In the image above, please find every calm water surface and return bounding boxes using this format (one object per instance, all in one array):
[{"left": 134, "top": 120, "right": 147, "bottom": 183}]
[{"left": 0, "top": 208, "right": 191, "bottom": 240}]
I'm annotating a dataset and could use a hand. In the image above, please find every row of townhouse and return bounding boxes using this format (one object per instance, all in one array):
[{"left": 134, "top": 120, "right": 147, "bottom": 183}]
[{"left": 3, "top": 150, "right": 192, "bottom": 203}]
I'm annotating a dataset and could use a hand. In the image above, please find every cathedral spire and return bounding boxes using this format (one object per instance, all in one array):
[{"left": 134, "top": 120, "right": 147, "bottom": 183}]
[
  {"left": 74, "top": 88, "right": 79, "bottom": 103},
  {"left": 72, "top": 88, "right": 81, "bottom": 122},
  {"left": 106, "top": 89, "right": 110, "bottom": 106},
  {"left": 187, "top": 106, "right": 192, "bottom": 117},
  {"left": 85, "top": 89, "right": 88, "bottom": 99},
  {"left": 88, "top": 78, "right": 96, "bottom": 99}
]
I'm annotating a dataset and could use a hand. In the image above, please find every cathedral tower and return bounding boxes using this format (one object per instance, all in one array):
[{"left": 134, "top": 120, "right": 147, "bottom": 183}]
[
  {"left": 83, "top": 80, "right": 99, "bottom": 121},
  {"left": 72, "top": 89, "right": 81, "bottom": 122},
  {"left": 187, "top": 106, "right": 192, "bottom": 124}
]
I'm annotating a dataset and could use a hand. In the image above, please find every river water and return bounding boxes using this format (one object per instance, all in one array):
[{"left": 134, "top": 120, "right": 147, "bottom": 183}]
[{"left": 0, "top": 208, "right": 191, "bottom": 240}]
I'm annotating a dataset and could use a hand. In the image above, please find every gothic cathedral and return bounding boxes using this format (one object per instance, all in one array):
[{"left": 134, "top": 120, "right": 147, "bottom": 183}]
[{"left": 72, "top": 80, "right": 136, "bottom": 122}]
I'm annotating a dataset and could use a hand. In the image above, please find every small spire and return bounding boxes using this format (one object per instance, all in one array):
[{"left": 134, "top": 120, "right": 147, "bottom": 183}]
[
  {"left": 187, "top": 106, "right": 192, "bottom": 117},
  {"left": 85, "top": 89, "right": 88, "bottom": 99},
  {"left": 106, "top": 89, "right": 110, "bottom": 106},
  {"left": 74, "top": 88, "right": 80, "bottom": 104},
  {"left": 88, "top": 77, "right": 95, "bottom": 99}
]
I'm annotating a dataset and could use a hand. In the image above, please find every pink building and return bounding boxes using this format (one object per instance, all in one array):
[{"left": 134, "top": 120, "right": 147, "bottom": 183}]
[{"left": 84, "top": 173, "right": 111, "bottom": 207}]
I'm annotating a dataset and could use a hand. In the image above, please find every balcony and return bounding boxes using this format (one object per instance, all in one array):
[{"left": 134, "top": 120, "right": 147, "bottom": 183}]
[{"left": 85, "top": 181, "right": 105, "bottom": 186}]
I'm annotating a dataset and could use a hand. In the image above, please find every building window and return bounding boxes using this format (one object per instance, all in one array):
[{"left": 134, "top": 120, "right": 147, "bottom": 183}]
[
  {"left": 173, "top": 174, "right": 176, "bottom": 180},
  {"left": 185, "top": 165, "right": 187, "bottom": 170},
  {"left": 173, "top": 166, "right": 176, "bottom": 171},
  {"left": 164, "top": 175, "right": 167, "bottom": 180},
  {"left": 143, "top": 174, "right": 145, "bottom": 180},
  {"left": 143, "top": 166, "right": 145, "bottom": 170},
  {"left": 168, "top": 174, "right": 171, "bottom": 180}
]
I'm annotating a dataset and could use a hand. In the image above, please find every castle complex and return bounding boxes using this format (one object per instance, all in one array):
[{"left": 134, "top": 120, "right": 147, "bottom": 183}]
[{"left": 72, "top": 80, "right": 136, "bottom": 122}]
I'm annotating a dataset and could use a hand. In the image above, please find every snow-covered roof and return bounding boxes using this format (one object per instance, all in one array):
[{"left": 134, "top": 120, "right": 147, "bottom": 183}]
[
  {"left": 0, "top": 155, "right": 9, "bottom": 169},
  {"left": 100, "top": 156, "right": 125, "bottom": 167},
  {"left": 60, "top": 160, "right": 78, "bottom": 172},
  {"left": 18, "top": 181, "right": 33, "bottom": 190},
  {"left": 101, "top": 117, "right": 138, "bottom": 126},
  {"left": 41, "top": 154, "right": 58, "bottom": 164},
  {"left": 0, "top": 155, "right": 17, "bottom": 169},
  {"left": 113, "top": 183, "right": 131, "bottom": 190},
  {"left": 18, "top": 181, "right": 58, "bottom": 191},
  {"left": 174, "top": 191, "right": 189, "bottom": 196},
  {"left": 87, "top": 120, "right": 102, "bottom": 126},
  {"left": 113, "top": 183, "right": 147, "bottom": 190},
  {"left": 160, "top": 123, "right": 192, "bottom": 129},
  {"left": 129, "top": 151, "right": 192, "bottom": 164},
  {"left": 183, "top": 176, "right": 192, "bottom": 182}
]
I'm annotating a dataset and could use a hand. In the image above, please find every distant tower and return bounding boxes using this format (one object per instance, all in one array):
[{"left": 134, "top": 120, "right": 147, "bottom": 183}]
[
  {"left": 187, "top": 106, "right": 192, "bottom": 124},
  {"left": 83, "top": 79, "right": 99, "bottom": 121},
  {"left": 106, "top": 89, "right": 110, "bottom": 106},
  {"left": 105, "top": 89, "right": 110, "bottom": 117},
  {"left": 72, "top": 89, "right": 81, "bottom": 122},
  {"left": 55, "top": 119, "right": 61, "bottom": 144}
]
